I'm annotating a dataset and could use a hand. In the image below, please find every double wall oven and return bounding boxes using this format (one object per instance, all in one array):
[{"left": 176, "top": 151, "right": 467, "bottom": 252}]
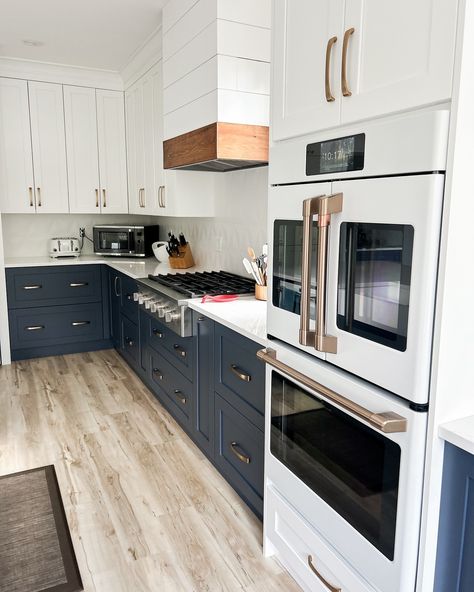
[{"left": 262, "top": 110, "right": 449, "bottom": 592}]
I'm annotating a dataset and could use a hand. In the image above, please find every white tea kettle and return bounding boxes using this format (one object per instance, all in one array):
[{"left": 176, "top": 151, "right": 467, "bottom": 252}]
[{"left": 151, "top": 241, "right": 169, "bottom": 263}]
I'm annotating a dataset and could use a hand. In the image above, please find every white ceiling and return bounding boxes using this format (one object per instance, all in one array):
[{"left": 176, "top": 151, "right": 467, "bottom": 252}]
[{"left": 0, "top": 0, "right": 166, "bottom": 71}]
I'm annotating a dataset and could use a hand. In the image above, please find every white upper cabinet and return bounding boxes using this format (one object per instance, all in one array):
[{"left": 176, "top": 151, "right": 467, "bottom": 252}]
[
  {"left": 271, "top": 0, "right": 344, "bottom": 141},
  {"left": 342, "top": 0, "right": 458, "bottom": 124},
  {"left": 142, "top": 63, "right": 163, "bottom": 214},
  {"left": 0, "top": 78, "right": 35, "bottom": 213},
  {"left": 96, "top": 90, "right": 128, "bottom": 214},
  {"left": 271, "top": 0, "right": 458, "bottom": 141},
  {"left": 125, "top": 78, "right": 146, "bottom": 214},
  {"left": 28, "top": 81, "right": 69, "bottom": 213},
  {"left": 64, "top": 85, "right": 100, "bottom": 213}
]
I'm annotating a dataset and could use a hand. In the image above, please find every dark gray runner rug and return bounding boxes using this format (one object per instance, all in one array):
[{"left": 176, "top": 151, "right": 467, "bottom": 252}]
[{"left": 0, "top": 465, "right": 82, "bottom": 592}]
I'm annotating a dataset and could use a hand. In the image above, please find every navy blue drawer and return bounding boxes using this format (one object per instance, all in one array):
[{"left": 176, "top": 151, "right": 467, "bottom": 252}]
[
  {"left": 214, "top": 324, "right": 264, "bottom": 427},
  {"left": 121, "top": 275, "right": 138, "bottom": 323},
  {"left": 9, "top": 303, "right": 104, "bottom": 349},
  {"left": 121, "top": 316, "right": 139, "bottom": 366},
  {"left": 147, "top": 315, "right": 194, "bottom": 380},
  {"left": 7, "top": 265, "right": 102, "bottom": 308},
  {"left": 149, "top": 349, "right": 193, "bottom": 424},
  {"left": 214, "top": 393, "right": 264, "bottom": 517}
]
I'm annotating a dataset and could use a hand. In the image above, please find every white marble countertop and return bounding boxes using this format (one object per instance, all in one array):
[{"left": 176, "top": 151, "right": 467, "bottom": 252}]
[
  {"left": 439, "top": 415, "right": 474, "bottom": 456},
  {"left": 187, "top": 296, "right": 267, "bottom": 346},
  {"left": 3, "top": 255, "right": 268, "bottom": 345}
]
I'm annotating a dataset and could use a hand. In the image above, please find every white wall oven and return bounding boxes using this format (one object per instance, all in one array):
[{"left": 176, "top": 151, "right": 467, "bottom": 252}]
[{"left": 267, "top": 110, "right": 448, "bottom": 404}]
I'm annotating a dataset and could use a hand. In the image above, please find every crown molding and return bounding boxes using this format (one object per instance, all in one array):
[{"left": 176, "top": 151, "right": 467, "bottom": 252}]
[
  {"left": 120, "top": 25, "right": 162, "bottom": 89},
  {"left": 0, "top": 57, "right": 123, "bottom": 90}
]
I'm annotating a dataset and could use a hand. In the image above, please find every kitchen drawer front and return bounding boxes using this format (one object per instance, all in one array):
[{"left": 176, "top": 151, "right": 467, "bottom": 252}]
[
  {"left": 266, "top": 486, "right": 374, "bottom": 592},
  {"left": 121, "top": 315, "right": 139, "bottom": 366},
  {"left": 214, "top": 393, "right": 264, "bottom": 517},
  {"left": 147, "top": 316, "right": 194, "bottom": 379},
  {"left": 215, "top": 324, "right": 264, "bottom": 425},
  {"left": 9, "top": 303, "right": 104, "bottom": 349},
  {"left": 7, "top": 265, "right": 103, "bottom": 308},
  {"left": 120, "top": 275, "right": 139, "bottom": 323},
  {"left": 149, "top": 349, "right": 193, "bottom": 423}
]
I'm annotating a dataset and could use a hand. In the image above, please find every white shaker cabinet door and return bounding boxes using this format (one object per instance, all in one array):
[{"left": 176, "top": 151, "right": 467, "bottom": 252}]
[
  {"left": 341, "top": 0, "right": 458, "bottom": 125},
  {"left": 271, "top": 0, "right": 345, "bottom": 141},
  {"left": 64, "top": 85, "right": 100, "bottom": 214},
  {"left": 125, "top": 81, "right": 145, "bottom": 215},
  {"left": 142, "top": 63, "right": 162, "bottom": 215},
  {"left": 96, "top": 90, "right": 128, "bottom": 214},
  {"left": 0, "top": 78, "right": 35, "bottom": 213},
  {"left": 28, "top": 81, "right": 69, "bottom": 213}
]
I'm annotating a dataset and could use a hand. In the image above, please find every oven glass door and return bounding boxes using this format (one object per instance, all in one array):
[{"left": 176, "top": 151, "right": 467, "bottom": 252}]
[
  {"left": 97, "top": 230, "right": 134, "bottom": 253},
  {"left": 270, "top": 370, "right": 401, "bottom": 560}
]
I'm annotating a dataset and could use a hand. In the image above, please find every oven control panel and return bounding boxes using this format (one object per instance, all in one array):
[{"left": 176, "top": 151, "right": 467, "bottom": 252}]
[{"left": 133, "top": 289, "right": 192, "bottom": 337}]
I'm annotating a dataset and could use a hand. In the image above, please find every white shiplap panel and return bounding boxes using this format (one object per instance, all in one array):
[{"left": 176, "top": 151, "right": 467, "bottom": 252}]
[
  {"left": 163, "top": 0, "right": 215, "bottom": 60},
  {"left": 217, "top": 89, "right": 269, "bottom": 126},
  {"left": 217, "top": 20, "right": 271, "bottom": 62},
  {"left": 218, "top": 0, "right": 271, "bottom": 28},
  {"left": 162, "top": 0, "right": 200, "bottom": 34},
  {"left": 217, "top": 55, "right": 270, "bottom": 95},
  {"left": 163, "top": 90, "right": 217, "bottom": 139},
  {"left": 163, "top": 56, "right": 217, "bottom": 115}
]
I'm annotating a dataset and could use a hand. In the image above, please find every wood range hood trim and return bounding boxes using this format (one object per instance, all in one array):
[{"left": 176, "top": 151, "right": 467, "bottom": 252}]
[{"left": 163, "top": 122, "right": 269, "bottom": 172}]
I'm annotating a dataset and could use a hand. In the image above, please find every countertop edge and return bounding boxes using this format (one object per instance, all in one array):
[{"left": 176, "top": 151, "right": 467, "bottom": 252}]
[{"left": 439, "top": 415, "right": 474, "bottom": 456}]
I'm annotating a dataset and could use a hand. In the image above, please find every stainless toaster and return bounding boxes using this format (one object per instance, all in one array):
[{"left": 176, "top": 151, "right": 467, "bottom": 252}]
[{"left": 49, "top": 237, "right": 81, "bottom": 258}]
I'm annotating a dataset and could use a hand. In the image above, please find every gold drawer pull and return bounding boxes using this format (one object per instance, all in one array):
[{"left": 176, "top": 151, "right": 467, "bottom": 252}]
[
  {"left": 36, "top": 187, "right": 42, "bottom": 207},
  {"left": 230, "top": 364, "right": 251, "bottom": 382},
  {"left": 341, "top": 27, "right": 355, "bottom": 97},
  {"left": 29, "top": 186, "right": 34, "bottom": 207},
  {"left": 23, "top": 284, "right": 42, "bottom": 290},
  {"left": 230, "top": 442, "right": 251, "bottom": 464},
  {"left": 325, "top": 36, "right": 337, "bottom": 102},
  {"left": 95, "top": 188, "right": 99, "bottom": 207},
  {"left": 308, "top": 555, "right": 341, "bottom": 592},
  {"left": 25, "top": 325, "right": 45, "bottom": 331},
  {"left": 71, "top": 321, "right": 90, "bottom": 327},
  {"left": 152, "top": 368, "right": 163, "bottom": 380},
  {"left": 102, "top": 188, "right": 107, "bottom": 208},
  {"left": 174, "top": 389, "right": 186, "bottom": 405},
  {"left": 69, "top": 282, "right": 88, "bottom": 287},
  {"left": 153, "top": 328, "right": 164, "bottom": 338},
  {"left": 173, "top": 344, "right": 186, "bottom": 358},
  {"left": 125, "top": 337, "right": 135, "bottom": 347}
]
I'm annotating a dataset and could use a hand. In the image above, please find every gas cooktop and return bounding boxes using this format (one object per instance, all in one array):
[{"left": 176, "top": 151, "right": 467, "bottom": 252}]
[{"left": 147, "top": 270, "right": 255, "bottom": 298}]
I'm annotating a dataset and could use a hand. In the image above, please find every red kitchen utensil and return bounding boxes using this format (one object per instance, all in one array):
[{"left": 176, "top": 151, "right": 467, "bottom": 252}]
[{"left": 201, "top": 294, "right": 239, "bottom": 303}]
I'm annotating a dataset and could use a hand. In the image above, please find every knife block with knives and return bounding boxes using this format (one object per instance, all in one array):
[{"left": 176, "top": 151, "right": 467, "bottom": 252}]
[{"left": 167, "top": 231, "right": 195, "bottom": 269}]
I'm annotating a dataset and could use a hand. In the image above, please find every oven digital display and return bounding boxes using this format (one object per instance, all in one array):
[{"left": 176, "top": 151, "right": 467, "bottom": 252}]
[{"left": 306, "top": 133, "right": 365, "bottom": 176}]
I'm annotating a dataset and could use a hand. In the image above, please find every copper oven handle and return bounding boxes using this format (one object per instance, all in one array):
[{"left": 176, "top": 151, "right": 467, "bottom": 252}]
[
  {"left": 325, "top": 36, "right": 337, "bottom": 102},
  {"left": 230, "top": 364, "right": 251, "bottom": 382},
  {"left": 95, "top": 188, "right": 99, "bottom": 208},
  {"left": 102, "top": 188, "right": 106, "bottom": 208},
  {"left": 307, "top": 556, "right": 341, "bottom": 592},
  {"left": 230, "top": 442, "right": 251, "bottom": 464},
  {"left": 341, "top": 27, "right": 355, "bottom": 97},
  {"left": 256, "top": 348, "right": 407, "bottom": 433}
]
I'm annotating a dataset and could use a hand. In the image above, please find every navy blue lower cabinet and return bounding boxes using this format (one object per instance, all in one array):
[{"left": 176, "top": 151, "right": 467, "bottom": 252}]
[
  {"left": 121, "top": 315, "right": 140, "bottom": 369},
  {"left": 109, "top": 269, "right": 122, "bottom": 349},
  {"left": 435, "top": 442, "right": 474, "bottom": 592},
  {"left": 214, "top": 393, "right": 264, "bottom": 519}
]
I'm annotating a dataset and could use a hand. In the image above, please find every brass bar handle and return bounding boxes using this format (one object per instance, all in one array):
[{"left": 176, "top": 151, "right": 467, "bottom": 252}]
[
  {"left": 341, "top": 27, "right": 355, "bottom": 97},
  {"left": 152, "top": 367, "right": 163, "bottom": 380},
  {"left": 307, "top": 556, "right": 341, "bottom": 592},
  {"left": 139, "top": 187, "right": 145, "bottom": 208},
  {"left": 25, "top": 325, "right": 45, "bottom": 331},
  {"left": 23, "top": 284, "right": 42, "bottom": 290},
  {"left": 36, "top": 187, "right": 42, "bottom": 207},
  {"left": 125, "top": 337, "right": 135, "bottom": 347},
  {"left": 69, "top": 282, "right": 88, "bottom": 287},
  {"left": 173, "top": 344, "right": 186, "bottom": 358},
  {"left": 325, "top": 36, "right": 337, "bottom": 102},
  {"left": 174, "top": 389, "right": 186, "bottom": 405},
  {"left": 158, "top": 186, "right": 163, "bottom": 208},
  {"left": 102, "top": 188, "right": 107, "bottom": 208},
  {"left": 256, "top": 348, "right": 407, "bottom": 434},
  {"left": 230, "top": 364, "right": 251, "bottom": 382},
  {"left": 71, "top": 321, "right": 90, "bottom": 327},
  {"left": 95, "top": 188, "right": 99, "bottom": 207},
  {"left": 153, "top": 328, "right": 164, "bottom": 338},
  {"left": 161, "top": 185, "right": 166, "bottom": 208},
  {"left": 28, "top": 186, "right": 34, "bottom": 207},
  {"left": 114, "top": 276, "right": 121, "bottom": 297},
  {"left": 230, "top": 442, "right": 251, "bottom": 464}
]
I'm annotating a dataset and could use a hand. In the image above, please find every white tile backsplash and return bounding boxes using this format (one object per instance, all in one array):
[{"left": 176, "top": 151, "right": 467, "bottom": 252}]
[{"left": 1, "top": 166, "right": 269, "bottom": 277}]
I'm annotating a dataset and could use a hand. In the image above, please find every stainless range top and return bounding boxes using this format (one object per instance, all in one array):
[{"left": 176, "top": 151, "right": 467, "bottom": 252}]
[{"left": 135, "top": 271, "right": 255, "bottom": 336}]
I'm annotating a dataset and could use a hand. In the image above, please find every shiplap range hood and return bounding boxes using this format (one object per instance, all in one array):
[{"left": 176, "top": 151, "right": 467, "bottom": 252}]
[{"left": 162, "top": 0, "right": 271, "bottom": 171}]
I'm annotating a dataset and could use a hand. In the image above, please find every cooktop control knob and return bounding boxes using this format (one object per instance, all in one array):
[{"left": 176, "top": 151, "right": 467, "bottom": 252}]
[
  {"left": 158, "top": 305, "right": 172, "bottom": 318},
  {"left": 165, "top": 309, "right": 180, "bottom": 323},
  {"left": 133, "top": 292, "right": 140, "bottom": 302}
]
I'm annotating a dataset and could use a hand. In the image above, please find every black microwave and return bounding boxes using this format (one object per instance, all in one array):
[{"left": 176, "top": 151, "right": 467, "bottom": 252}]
[{"left": 93, "top": 224, "right": 159, "bottom": 257}]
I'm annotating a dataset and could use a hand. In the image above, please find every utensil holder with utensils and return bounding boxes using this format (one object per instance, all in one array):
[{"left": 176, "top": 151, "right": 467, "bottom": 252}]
[
  {"left": 255, "top": 284, "right": 267, "bottom": 301},
  {"left": 168, "top": 244, "right": 195, "bottom": 269}
]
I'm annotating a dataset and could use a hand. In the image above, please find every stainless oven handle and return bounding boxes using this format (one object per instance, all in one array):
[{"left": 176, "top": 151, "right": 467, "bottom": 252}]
[
  {"left": 256, "top": 348, "right": 407, "bottom": 434},
  {"left": 300, "top": 193, "right": 343, "bottom": 354}
]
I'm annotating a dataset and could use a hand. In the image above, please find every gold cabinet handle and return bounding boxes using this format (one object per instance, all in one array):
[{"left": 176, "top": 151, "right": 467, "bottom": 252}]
[
  {"left": 139, "top": 187, "right": 145, "bottom": 208},
  {"left": 152, "top": 367, "right": 163, "bottom": 380},
  {"left": 307, "top": 556, "right": 341, "bottom": 592},
  {"left": 28, "top": 186, "right": 34, "bottom": 207},
  {"left": 23, "top": 284, "right": 42, "bottom": 290},
  {"left": 71, "top": 321, "right": 90, "bottom": 327},
  {"left": 161, "top": 185, "right": 165, "bottom": 208},
  {"left": 152, "top": 328, "right": 164, "bottom": 338},
  {"left": 300, "top": 193, "right": 343, "bottom": 354},
  {"left": 36, "top": 187, "right": 42, "bottom": 207},
  {"left": 69, "top": 282, "right": 88, "bottom": 287},
  {"left": 173, "top": 344, "right": 186, "bottom": 358},
  {"left": 125, "top": 337, "right": 135, "bottom": 347},
  {"left": 95, "top": 188, "right": 99, "bottom": 207},
  {"left": 25, "top": 325, "right": 45, "bottom": 331},
  {"left": 230, "top": 442, "right": 251, "bottom": 464},
  {"left": 158, "top": 185, "right": 162, "bottom": 208},
  {"left": 341, "top": 27, "right": 355, "bottom": 97},
  {"left": 102, "top": 188, "right": 106, "bottom": 208},
  {"left": 174, "top": 389, "right": 186, "bottom": 405},
  {"left": 325, "top": 36, "right": 337, "bottom": 102},
  {"left": 230, "top": 364, "right": 251, "bottom": 382},
  {"left": 257, "top": 348, "right": 408, "bottom": 433}
]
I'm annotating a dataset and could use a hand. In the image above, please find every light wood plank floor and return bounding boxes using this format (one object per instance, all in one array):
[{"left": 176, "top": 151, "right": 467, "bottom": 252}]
[{"left": 0, "top": 349, "right": 301, "bottom": 592}]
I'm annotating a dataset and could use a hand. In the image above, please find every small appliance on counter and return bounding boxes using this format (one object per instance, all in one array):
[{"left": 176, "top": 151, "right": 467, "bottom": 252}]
[
  {"left": 93, "top": 224, "right": 159, "bottom": 257},
  {"left": 49, "top": 237, "right": 81, "bottom": 258}
]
